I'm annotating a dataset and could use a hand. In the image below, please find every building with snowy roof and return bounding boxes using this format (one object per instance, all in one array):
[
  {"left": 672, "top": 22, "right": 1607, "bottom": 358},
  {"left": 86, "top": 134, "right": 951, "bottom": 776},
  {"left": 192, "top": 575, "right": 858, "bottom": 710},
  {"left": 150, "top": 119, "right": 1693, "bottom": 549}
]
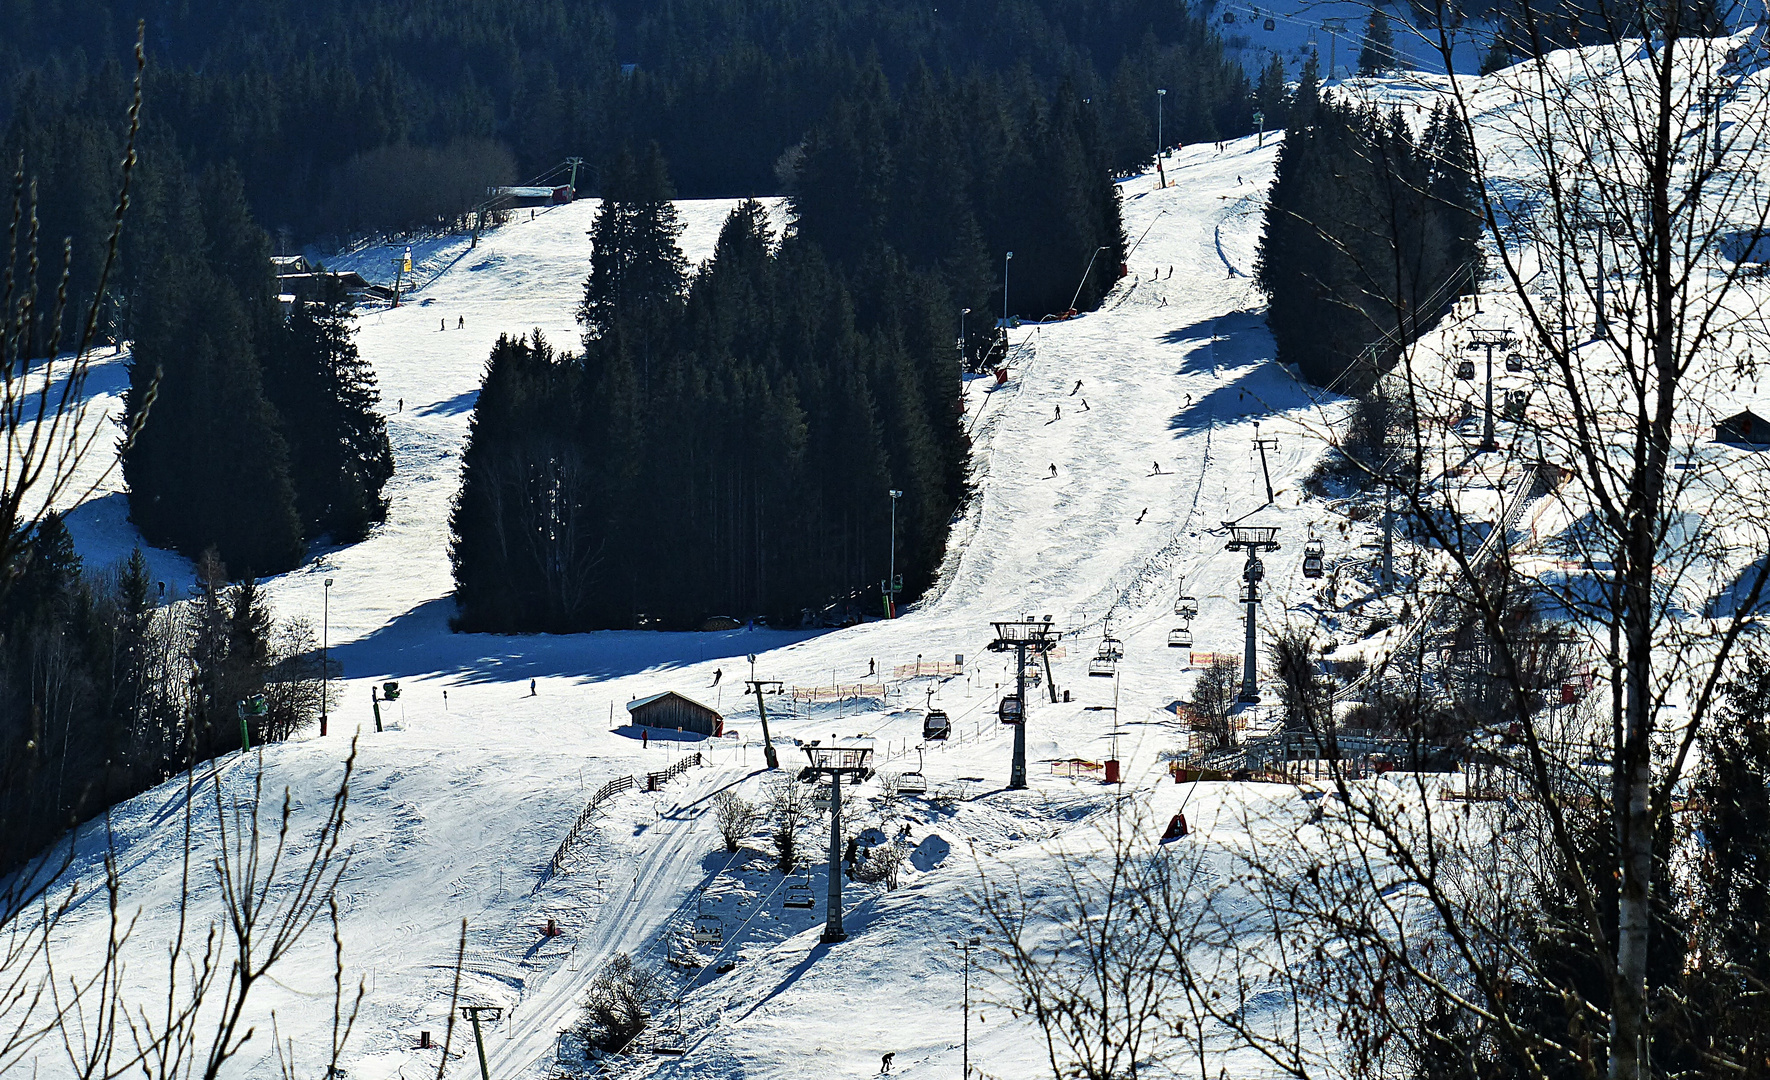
[{"left": 626, "top": 691, "right": 724, "bottom": 737}]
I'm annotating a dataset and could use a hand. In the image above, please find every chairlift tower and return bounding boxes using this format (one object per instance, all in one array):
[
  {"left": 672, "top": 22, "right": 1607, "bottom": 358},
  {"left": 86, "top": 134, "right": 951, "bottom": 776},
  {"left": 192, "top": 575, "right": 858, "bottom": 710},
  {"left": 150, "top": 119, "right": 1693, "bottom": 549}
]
[
  {"left": 1224, "top": 523, "right": 1281, "bottom": 703},
  {"left": 988, "top": 617, "right": 1062, "bottom": 789},
  {"left": 800, "top": 739, "right": 875, "bottom": 943},
  {"left": 1253, "top": 424, "right": 1280, "bottom": 504},
  {"left": 745, "top": 653, "right": 782, "bottom": 770},
  {"left": 458, "top": 1004, "right": 504, "bottom": 1080},
  {"left": 1465, "top": 328, "right": 1515, "bottom": 453}
]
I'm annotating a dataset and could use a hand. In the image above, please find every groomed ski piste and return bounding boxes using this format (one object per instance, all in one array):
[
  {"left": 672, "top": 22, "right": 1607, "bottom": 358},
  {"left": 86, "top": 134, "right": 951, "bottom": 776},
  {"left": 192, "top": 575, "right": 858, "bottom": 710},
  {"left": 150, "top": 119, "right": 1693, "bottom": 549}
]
[{"left": 24, "top": 29, "right": 1770, "bottom": 1078}]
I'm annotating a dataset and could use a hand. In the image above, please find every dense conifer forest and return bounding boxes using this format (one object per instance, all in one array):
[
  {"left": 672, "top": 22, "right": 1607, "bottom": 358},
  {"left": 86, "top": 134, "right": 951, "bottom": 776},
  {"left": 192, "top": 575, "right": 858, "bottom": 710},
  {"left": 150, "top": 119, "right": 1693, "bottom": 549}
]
[
  {"left": 1256, "top": 59, "right": 1482, "bottom": 389},
  {"left": 2, "top": 0, "right": 1252, "bottom": 240},
  {"left": 451, "top": 69, "right": 1128, "bottom": 629}
]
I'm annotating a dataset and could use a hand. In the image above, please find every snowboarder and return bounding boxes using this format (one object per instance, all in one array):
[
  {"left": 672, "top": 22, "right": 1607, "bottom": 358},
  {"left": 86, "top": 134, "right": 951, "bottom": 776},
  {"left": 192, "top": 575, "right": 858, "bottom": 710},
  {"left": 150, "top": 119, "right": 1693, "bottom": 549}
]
[
  {"left": 458, "top": 315, "right": 465, "bottom": 329},
  {"left": 1152, "top": 461, "right": 1162, "bottom": 474},
  {"left": 881, "top": 1052, "right": 896, "bottom": 1074},
  {"left": 1072, "top": 379, "right": 1083, "bottom": 395},
  {"left": 1135, "top": 508, "right": 1148, "bottom": 524},
  {"left": 1049, "top": 463, "right": 1058, "bottom": 478},
  {"left": 529, "top": 678, "right": 537, "bottom": 696}
]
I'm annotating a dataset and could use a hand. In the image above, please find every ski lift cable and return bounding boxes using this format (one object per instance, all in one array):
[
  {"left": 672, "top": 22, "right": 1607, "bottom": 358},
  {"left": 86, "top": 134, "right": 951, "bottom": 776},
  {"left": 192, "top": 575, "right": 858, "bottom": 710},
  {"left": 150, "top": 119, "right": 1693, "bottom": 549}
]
[{"left": 604, "top": 841, "right": 799, "bottom": 1061}]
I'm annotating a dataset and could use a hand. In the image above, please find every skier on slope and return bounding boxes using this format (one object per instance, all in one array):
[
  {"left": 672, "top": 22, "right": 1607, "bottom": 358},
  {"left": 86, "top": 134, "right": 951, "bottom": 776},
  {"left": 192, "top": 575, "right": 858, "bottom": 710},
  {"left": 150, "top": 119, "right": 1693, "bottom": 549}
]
[
  {"left": 1049, "top": 463, "right": 1058, "bottom": 478},
  {"left": 1072, "top": 379, "right": 1083, "bottom": 395},
  {"left": 1054, "top": 404, "right": 1061, "bottom": 421},
  {"left": 712, "top": 668, "right": 723, "bottom": 686}
]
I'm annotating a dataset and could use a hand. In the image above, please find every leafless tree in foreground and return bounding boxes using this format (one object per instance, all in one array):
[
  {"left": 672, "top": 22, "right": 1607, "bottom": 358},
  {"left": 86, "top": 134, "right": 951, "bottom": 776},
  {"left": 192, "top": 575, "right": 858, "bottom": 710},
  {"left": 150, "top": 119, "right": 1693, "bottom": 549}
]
[{"left": 977, "top": 801, "right": 1223, "bottom": 1080}]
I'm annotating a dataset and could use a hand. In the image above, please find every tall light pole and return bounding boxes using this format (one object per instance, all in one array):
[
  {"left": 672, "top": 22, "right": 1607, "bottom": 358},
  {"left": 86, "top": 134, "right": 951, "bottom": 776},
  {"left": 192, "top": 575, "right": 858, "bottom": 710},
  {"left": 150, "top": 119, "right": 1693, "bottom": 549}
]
[
  {"left": 1156, "top": 88, "right": 1168, "bottom": 188},
  {"left": 1002, "top": 252, "right": 1014, "bottom": 329},
  {"left": 948, "top": 935, "right": 983, "bottom": 1077},
  {"left": 959, "top": 307, "right": 970, "bottom": 370},
  {"left": 321, "top": 577, "right": 334, "bottom": 736},
  {"left": 886, "top": 490, "right": 903, "bottom": 618}
]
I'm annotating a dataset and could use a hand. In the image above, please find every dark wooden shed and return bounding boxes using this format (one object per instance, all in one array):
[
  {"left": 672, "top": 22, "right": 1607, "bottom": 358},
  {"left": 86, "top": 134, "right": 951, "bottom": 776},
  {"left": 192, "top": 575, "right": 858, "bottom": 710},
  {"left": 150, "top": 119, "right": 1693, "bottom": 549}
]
[
  {"left": 1717, "top": 408, "right": 1770, "bottom": 447},
  {"left": 626, "top": 691, "right": 723, "bottom": 737}
]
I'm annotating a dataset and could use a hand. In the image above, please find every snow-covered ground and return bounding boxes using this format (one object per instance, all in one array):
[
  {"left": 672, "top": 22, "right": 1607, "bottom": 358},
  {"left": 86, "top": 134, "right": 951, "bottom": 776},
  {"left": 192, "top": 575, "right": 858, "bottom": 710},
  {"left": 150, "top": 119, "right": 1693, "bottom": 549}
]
[
  {"left": 30, "top": 134, "right": 1371, "bottom": 1080},
  {"left": 28, "top": 29, "right": 1770, "bottom": 1079}
]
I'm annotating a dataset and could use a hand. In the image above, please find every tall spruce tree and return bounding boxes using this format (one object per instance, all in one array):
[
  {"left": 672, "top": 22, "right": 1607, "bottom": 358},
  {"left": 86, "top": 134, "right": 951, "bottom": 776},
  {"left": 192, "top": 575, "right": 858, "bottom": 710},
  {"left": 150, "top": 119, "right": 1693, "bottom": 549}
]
[
  {"left": 266, "top": 281, "right": 394, "bottom": 541},
  {"left": 1359, "top": 8, "right": 1397, "bottom": 74}
]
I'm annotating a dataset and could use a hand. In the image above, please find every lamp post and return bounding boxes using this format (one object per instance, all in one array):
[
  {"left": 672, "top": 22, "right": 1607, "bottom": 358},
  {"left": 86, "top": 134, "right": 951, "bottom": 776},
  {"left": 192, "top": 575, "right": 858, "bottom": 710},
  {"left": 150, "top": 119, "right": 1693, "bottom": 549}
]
[
  {"left": 321, "top": 577, "right": 334, "bottom": 736},
  {"left": 1156, "top": 88, "right": 1168, "bottom": 188},
  {"left": 1002, "top": 251, "right": 1014, "bottom": 329},
  {"left": 886, "top": 490, "right": 903, "bottom": 618},
  {"left": 959, "top": 307, "right": 970, "bottom": 370},
  {"left": 948, "top": 935, "right": 983, "bottom": 1077}
]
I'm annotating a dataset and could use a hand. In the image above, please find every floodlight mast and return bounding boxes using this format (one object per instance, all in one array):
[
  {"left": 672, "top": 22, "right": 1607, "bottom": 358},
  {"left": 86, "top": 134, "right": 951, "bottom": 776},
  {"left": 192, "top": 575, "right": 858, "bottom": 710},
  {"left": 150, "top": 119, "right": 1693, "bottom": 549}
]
[
  {"left": 1223, "top": 524, "right": 1281, "bottom": 703},
  {"left": 989, "top": 617, "right": 1060, "bottom": 789},
  {"left": 801, "top": 740, "right": 874, "bottom": 943}
]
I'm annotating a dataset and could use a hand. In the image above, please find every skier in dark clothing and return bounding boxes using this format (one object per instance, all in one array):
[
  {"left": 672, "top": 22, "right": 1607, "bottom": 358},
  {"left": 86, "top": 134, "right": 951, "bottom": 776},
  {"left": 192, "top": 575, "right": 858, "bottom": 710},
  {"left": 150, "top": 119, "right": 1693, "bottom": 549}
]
[
  {"left": 457, "top": 315, "right": 465, "bottom": 329},
  {"left": 881, "top": 1053, "right": 896, "bottom": 1073},
  {"left": 1080, "top": 399, "right": 1090, "bottom": 411},
  {"left": 1152, "top": 461, "right": 1162, "bottom": 475},
  {"left": 530, "top": 679, "right": 537, "bottom": 696},
  {"left": 712, "top": 668, "right": 723, "bottom": 686},
  {"left": 1054, "top": 404, "right": 1061, "bottom": 421},
  {"left": 1049, "top": 463, "right": 1058, "bottom": 478},
  {"left": 1072, "top": 379, "right": 1083, "bottom": 395},
  {"left": 1135, "top": 508, "right": 1148, "bottom": 524}
]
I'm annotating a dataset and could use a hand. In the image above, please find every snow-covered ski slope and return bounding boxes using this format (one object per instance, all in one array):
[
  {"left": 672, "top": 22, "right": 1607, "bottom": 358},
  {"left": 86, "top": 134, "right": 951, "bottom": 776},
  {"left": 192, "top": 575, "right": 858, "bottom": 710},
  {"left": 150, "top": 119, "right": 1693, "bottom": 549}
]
[
  {"left": 28, "top": 131, "right": 1379, "bottom": 1080},
  {"left": 57, "top": 30, "right": 1770, "bottom": 1071}
]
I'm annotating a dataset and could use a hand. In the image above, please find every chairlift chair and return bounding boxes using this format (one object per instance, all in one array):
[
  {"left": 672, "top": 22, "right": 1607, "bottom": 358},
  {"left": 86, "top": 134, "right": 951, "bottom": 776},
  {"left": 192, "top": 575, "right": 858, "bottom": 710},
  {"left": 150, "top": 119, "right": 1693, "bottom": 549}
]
[
  {"left": 923, "top": 710, "right": 951, "bottom": 740},
  {"left": 897, "top": 771, "right": 929, "bottom": 795},
  {"left": 692, "top": 914, "right": 723, "bottom": 946},
  {"left": 651, "top": 1028, "right": 688, "bottom": 1056},
  {"left": 1174, "top": 594, "right": 1198, "bottom": 618},
  {"left": 1101, "top": 636, "right": 1124, "bottom": 661},
  {"left": 1302, "top": 538, "right": 1325, "bottom": 579},
  {"left": 998, "top": 695, "right": 1024, "bottom": 724},
  {"left": 1264, "top": 17, "right": 1276, "bottom": 29},
  {"left": 1455, "top": 359, "right": 1477, "bottom": 380},
  {"left": 1088, "top": 655, "right": 1117, "bottom": 678},
  {"left": 1167, "top": 626, "right": 1193, "bottom": 648},
  {"left": 783, "top": 875, "right": 816, "bottom": 909},
  {"left": 812, "top": 783, "right": 834, "bottom": 813},
  {"left": 1223, "top": 10, "right": 1236, "bottom": 22}
]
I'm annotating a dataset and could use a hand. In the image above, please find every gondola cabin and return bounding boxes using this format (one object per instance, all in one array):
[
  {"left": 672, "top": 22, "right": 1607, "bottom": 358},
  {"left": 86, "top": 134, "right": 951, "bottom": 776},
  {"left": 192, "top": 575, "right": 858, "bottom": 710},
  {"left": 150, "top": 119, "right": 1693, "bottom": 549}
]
[
  {"left": 1264, "top": 17, "right": 1276, "bottom": 29},
  {"left": 999, "top": 695, "right": 1024, "bottom": 723},
  {"left": 1456, "top": 359, "right": 1477, "bottom": 379},
  {"left": 923, "top": 710, "right": 952, "bottom": 740},
  {"left": 1506, "top": 351, "right": 1526, "bottom": 372},
  {"left": 1303, "top": 539, "right": 1325, "bottom": 578}
]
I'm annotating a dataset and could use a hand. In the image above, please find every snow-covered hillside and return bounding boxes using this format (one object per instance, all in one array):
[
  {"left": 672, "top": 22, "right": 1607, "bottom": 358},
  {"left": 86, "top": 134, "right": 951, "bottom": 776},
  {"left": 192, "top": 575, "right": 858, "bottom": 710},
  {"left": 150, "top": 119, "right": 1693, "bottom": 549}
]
[{"left": 34, "top": 29, "right": 1770, "bottom": 1077}]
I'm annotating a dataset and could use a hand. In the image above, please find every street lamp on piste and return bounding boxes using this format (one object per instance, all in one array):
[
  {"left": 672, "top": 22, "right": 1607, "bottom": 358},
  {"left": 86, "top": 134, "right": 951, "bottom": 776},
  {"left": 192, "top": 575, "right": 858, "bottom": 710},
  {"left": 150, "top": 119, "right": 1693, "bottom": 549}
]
[
  {"left": 321, "top": 577, "right": 334, "bottom": 736},
  {"left": 948, "top": 934, "right": 985, "bottom": 1077},
  {"left": 800, "top": 738, "right": 874, "bottom": 943},
  {"left": 885, "top": 490, "right": 904, "bottom": 618}
]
